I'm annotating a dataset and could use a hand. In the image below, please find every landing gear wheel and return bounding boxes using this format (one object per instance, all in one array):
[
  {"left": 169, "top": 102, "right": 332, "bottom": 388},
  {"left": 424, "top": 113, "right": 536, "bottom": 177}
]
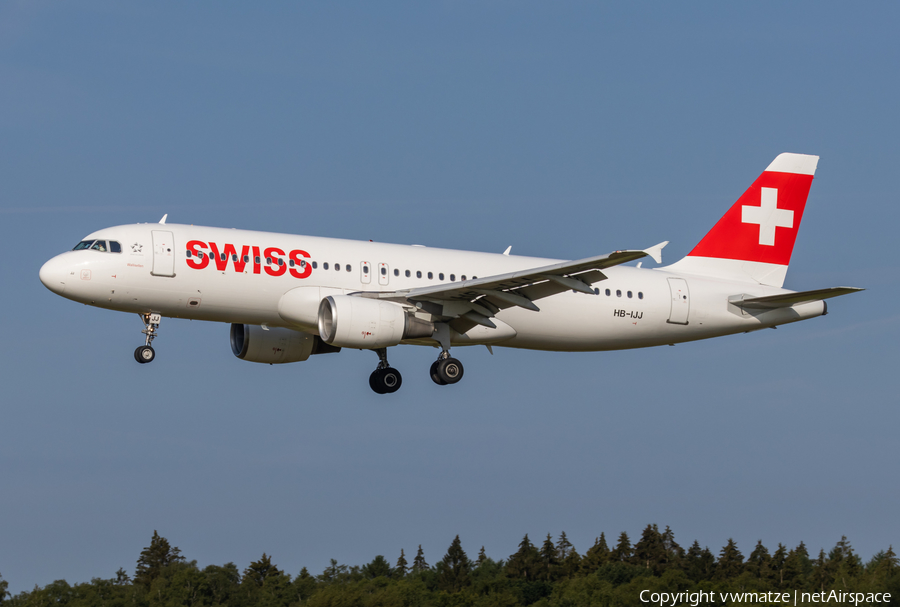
[
  {"left": 369, "top": 367, "right": 402, "bottom": 394},
  {"left": 430, "top": 360, "right": 447, "bottom": 385},
  {"left": 134, "top": 345, "right": 155, "bottom": 364},
  {"left": 436, "top": 357, "right": 463, "bottom": 385}
]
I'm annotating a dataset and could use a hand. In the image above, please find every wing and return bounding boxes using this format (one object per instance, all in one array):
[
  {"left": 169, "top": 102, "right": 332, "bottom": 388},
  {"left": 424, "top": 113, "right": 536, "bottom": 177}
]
[
  {"left": 731, "top": 287, "right": 864, "bottom": 310},
  {"left": 361, "top": 242, "right": 668, "bottom": 332}
]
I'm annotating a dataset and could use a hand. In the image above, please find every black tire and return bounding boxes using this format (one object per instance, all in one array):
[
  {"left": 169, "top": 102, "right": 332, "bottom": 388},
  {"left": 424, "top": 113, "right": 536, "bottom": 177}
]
[
  {"left": 381, "top": 367, "right": 402, "bottom": 393},
  {"left": 134, "top": 345, "right": 155, "bottom": 364},
  {"left": 369, "top": 369, "right": 386, "bottom": 394},
  {"left": 437, "top": 357, "right": 464, "bottom": 384},
  {"left": 430, "top": 360, "right": 447, "bottom": 385}
]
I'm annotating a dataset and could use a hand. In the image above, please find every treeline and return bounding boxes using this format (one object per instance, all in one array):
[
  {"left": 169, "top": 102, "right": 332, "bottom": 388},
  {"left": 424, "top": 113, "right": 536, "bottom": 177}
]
[{"left": 1, "top": 526, "right": 897, "bottom": 606}]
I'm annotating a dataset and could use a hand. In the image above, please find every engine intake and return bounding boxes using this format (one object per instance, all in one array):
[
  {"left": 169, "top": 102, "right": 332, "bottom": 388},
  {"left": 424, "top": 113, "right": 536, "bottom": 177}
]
[
  {"left": 318, "top": 295, "right": 434, "bottom": 349},
  {"left": 230, "top": 324, "right": 339, "bottom": 364}
]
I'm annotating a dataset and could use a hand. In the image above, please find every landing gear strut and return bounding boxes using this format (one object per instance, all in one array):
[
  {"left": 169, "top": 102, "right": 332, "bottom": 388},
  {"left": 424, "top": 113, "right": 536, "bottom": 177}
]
[
  {"left": 430, "top": 351, "right": 464, "bottom": 386},
  {"left": 134, "top": 313, "right": 160, "bottom": 364},
  {"left": 369, "top": 348, "right": 402, "bottom": 394}
]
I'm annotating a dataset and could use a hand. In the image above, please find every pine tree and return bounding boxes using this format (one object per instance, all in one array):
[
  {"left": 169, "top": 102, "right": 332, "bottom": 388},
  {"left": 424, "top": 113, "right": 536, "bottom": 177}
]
[
  {"left": 581, "top": 533, "right": 610, "bottom": 573},
  {"left": 361, "top": 555, "right": 392, "bottom": 579},
  {"left": 612, "top": 531, "right": 632, "bottom": 562},
  {"left": 476, "top": 546, "right": 487, "bottom": 568},
  {"left": 436, "top": 535, "right": 471, "bottom": 592},
  {"left": 556, "top": 532, "right": 581, "bottom": 578},
  {"left": 134, "top": 530, "right": 185, "bottom": 587},
  {"left": 506, "top": 534, "right": 540, "bottom": 580},
  {"left": 715, "top": 539, "right": 744, "bottom": 579},
  {"left": 243, "top": 553, "right": 283, "bottom": 586},
  {"left": 0, "top": 571, "right": 8, "bottom": 604},
  {"left": 412, "top": 545, "right": 429, "bottom": 573},
  {"left": 318, "top": 559, "right": 348, "bottom": 583},
  {"left": 745, "top": 540, "right": 772, "bottom": 580},
  {"left": 782, "top": 541, "right": 810, "bottom": 587},
  {"left": 829, "top": 536, "right": 863, "bottom": 585},
  {"left": 632, "top": 524, "right": 666, "bottom": 572},
  {"left": 394, "top": 549, "right": 408, "bottom": 578},
  {"left": 539, "top": 533, "right": 559, "bottom": 581},
  {"left": 770, "top": 543, "right": 787, "bottom": 586},
  {"left": 661, "top": 526, "right": 683, "bottom": 567},
  {"left": 812, "top": 549, "right": 830, "bottom": 591},
  {"left": 293, "top": 567, "right": 317, "bottom": 601}
]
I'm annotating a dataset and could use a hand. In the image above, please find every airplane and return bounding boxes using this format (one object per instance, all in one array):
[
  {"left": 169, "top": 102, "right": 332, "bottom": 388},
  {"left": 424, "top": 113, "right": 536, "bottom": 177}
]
[{"left": 39, "top": 153, "right": 861, "bottom": 394}]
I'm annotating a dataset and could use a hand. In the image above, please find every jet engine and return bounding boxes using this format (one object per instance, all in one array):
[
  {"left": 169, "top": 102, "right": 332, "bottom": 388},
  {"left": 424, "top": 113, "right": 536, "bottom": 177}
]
[
  {"left": 230, "top": 323, "right": 339, "bottom": 364},
  {"left": 318, "top": 295, "right": 435, "bottom": 349}
]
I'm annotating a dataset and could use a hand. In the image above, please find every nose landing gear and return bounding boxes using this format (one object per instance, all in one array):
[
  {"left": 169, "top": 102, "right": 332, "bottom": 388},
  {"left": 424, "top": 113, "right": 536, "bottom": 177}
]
[
  {"left": 134, "top": 313, "right": 161, "bottom": 364},
  {"left": 369, "top": 348, "right": 402, "bottom": 394}
]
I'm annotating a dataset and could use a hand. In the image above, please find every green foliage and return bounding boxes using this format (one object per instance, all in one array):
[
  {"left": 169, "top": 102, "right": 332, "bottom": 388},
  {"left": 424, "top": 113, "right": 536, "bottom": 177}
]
[
  {"left": 394, "top": 549, "right": 408, "bottom": 579},
  {"left": 8, "top": 526, "right": 896, "bottom": 607}
]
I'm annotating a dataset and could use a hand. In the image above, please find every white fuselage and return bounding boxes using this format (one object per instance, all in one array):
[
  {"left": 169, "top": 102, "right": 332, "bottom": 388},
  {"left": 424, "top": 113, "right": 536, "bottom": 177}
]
[{"left": 39, "top": 223, "right": 825, "bottom": 352}]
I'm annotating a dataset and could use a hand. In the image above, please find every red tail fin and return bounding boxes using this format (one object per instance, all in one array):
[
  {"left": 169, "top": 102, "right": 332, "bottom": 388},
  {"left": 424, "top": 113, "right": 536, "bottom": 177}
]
[{"left": 666, "top": 153, "right": 818, "bottom": 287}]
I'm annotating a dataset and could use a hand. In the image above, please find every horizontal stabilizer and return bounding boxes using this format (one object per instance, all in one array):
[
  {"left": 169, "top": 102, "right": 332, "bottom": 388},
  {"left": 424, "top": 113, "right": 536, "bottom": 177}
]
[{"left": 732, "top": 287, "right": 863, "bottom": 310}]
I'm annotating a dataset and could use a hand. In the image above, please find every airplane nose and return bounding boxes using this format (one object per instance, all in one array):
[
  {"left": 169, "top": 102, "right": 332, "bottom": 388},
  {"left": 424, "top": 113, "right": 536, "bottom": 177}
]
[{"left": 39, "top": 256, "right": 68, "bottom": 294}]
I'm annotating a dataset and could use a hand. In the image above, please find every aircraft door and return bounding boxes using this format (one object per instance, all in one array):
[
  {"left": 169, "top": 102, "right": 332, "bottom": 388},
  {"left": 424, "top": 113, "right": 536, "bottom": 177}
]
[
  {"left": 360, "top": 261, "right": 372, "bottom": 284},
  {"left": 151, "top": 230, "right": 176, "bottom": 277},
  {"left": 378, "top": 263, "right": 389, "bottom": 286},
  {"left": 667, "top": 277, "right": 690, "bottom": 325}
]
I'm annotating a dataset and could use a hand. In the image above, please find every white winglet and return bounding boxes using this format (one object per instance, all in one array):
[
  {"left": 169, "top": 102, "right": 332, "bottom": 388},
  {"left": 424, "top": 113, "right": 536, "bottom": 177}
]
[
  {"left": 159, "top": 214, "right": 168, "bottom": 224},
  {"left": 643, "top": 241, "right": 668, "bottom": 264},
  {"left": 503, "top": 246, "right": 512, "bottom": 256}
]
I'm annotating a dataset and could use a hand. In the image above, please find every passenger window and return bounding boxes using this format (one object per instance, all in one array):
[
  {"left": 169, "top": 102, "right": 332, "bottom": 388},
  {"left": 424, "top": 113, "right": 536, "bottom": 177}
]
[
  {"left": 245, "top": 255, "right": 250, "bottom": 263},
  {"left": 109, "top": 241, "right": 121, "bottom": 253},
  {"left": 616, "top": 290, "right": 622, "bottom": 297},
  {"left": 232, "top": 254, "right": 238, "bottom": 262},
  {"left": 428, "top": 272, "right": 433, "bottom": 279},
  {"left": 335, "top": 263, "right": 340, "bottom": 271},
  {"left": 627, "top": 291, "right": 632, "bottom": 298},
  {"left": 594, "top": 288, "right": 599, "bottom": 295},
  {"left": 255, "top": 256, "right": 260, "bottom": 264},
  {"left": 380, "top": 267, "right": 386, "bottom": 275},
  {"left": 199, "top": 252, "right": 205, "bottom": 258},
  {"left": 450, "top": 274, "right": 455, "bottom": 281},
  {"left": 439, "top": 273, "right": 444, "bottom": 280},
  {"left": 278, "top": 258, "right": 284, "bottom": 266},
  {"left": 186, "top": 250, "right": 192, "bottom": 257},
  {"left": 312, "top": 261, "right": 317, "bottom": 269},
  {"left": 416, "top": 271, "right": 422, "bottom": 278},
  {"left": 220, "top": 253, "right": 226, "bottom": 261},
  {"left": 461, "top": 275, "right": 466, "bottom": 281},
  {"left": 266, "top": 257, "right": 272, "bottom": 264},
  {"left": 300, "top": 260, "right": 306, "bottom": 267},
  {"left": 323, "top": 262, "right": 329, "bottom": 270},
  {"left": 472, "top": 276, "right": 477, "bottom": 279},
  {"left": 638, "top": 292, "right": 644, "bottom": 299},
  {"left": 393, "top": 269, "right": 398, "bottom": 276},
  {"left": 345, "top": 264, "right": 351, "bottom": 272},
  {"left": 364, "top": 266, "right": 369, "bottom": 274},
  {"left": 289, "top": 259, "right": 295, "bottom": 267},
  {"left": 605, "top": 288, "right": 611, "bottom": 296},
  {"left": 405, "top": 270, "right": 410, "bottom": 277}
]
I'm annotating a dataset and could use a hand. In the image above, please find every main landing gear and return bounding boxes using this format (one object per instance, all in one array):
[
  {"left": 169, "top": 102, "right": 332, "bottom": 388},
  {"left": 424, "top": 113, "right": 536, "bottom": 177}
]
[
  {"left": 367, "top": 347, "right": 466, "bottom": 394},
  {"left": 370, "top": 348, "right": 402, "bottom": 394},
  {"left": 134, "top": 313, "right": 160, "bottom": 364},
  {"left": 430, "top": 352, "right": 464, "bottom": 386}
]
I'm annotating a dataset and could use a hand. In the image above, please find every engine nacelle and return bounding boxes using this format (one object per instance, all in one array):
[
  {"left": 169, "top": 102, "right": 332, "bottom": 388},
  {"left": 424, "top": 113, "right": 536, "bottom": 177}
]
[
  {"left": 230, "top": 324, "right": 339, "bottom": 364},
  {"left": 318, "top": 295, "right": 434, "bottom": 349}
]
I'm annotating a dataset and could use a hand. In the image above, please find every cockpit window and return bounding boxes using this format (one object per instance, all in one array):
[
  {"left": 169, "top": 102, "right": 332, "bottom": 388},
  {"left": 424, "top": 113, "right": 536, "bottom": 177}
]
[{"left": 73, "top": 239, "right": 122, "bottom": 252}]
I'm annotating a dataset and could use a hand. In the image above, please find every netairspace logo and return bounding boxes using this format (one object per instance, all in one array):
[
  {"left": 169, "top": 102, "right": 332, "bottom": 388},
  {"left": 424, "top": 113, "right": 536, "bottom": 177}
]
[{"left": 639, "top": 590, "right": 892, "bottom": 606}]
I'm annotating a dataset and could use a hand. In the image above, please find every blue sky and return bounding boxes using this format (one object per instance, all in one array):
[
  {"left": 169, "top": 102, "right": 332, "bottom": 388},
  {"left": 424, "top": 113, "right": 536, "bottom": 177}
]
[{"left": 1, "top": 1, "right": 897, "bottom": 594}]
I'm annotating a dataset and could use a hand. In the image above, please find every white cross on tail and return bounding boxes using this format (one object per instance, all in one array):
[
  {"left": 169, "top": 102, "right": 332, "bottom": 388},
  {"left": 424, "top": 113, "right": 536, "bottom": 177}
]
[{"left": 741, "top": 187, "right": 793, "bottom": 246}]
